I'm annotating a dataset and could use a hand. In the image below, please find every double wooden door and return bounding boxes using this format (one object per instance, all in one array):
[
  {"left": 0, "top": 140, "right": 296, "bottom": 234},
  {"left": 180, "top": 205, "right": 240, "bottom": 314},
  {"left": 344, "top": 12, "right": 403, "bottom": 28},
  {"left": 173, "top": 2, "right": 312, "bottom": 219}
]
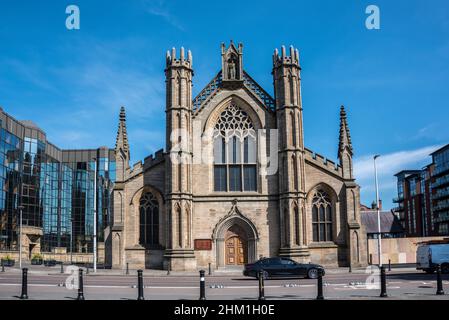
[{"left": 225, "top": 236, "right": 246, "bottom": 265}]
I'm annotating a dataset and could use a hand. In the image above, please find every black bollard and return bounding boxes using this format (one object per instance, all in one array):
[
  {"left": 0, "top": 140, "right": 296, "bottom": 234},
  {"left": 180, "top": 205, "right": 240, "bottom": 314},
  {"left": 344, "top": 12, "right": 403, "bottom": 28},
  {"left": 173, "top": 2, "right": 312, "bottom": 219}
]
[
  {"left": 86, "top": 267, "right": 89, "bottom": 275},
  {"left": 167, "top": 265, "right": 171, "bottom": 276},
  {"left": 388, "top": 259, "right": 391, "bottom": 272},
  {"left": 126, "top": 263, "right": 129, "bottom": 275},
  {"left": 369, "top": 254, "right": 373, "bottom": 265},
  {"left": 380, "top": 266, "right": 388, "bottom": 298},
  {"left": 20, "top": 268, "right": 29, "bottom": 300},
  {"left": 316, "top": 270, "right": 324, "bottom": 300},
  {"left": 77, "top": 268, "right": 85, "bottom": 300},
  {"left": 208, "top": 263, "right": 212, "bottom": 276},
  {"left": 199, "top": 270, "right": 206, "bottom": 300},
  {"left": 348, "top": 265, "right": 352, "bottom": 273},
  {"left": 137, "top": 270, "right": 145, "bottom": 300},
  {"left": 60, "top": 263, "right": 64, "bottom": 274},
  {"left": 1, "top": 260, "right": 4, "bottom": 272},
  {"left": 258, "top": 270, "right": 265, "bottom": 300},
  {"left": 436, "top": 264, "right": 445, "bottom": 295}
]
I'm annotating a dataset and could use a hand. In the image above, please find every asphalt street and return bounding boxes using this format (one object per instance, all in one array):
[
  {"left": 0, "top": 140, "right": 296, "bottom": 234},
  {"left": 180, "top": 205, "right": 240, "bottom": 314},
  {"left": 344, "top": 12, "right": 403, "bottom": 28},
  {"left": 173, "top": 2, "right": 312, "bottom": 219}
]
[{"left": 0, "top": 266, "right": 448, "bottom": 300}]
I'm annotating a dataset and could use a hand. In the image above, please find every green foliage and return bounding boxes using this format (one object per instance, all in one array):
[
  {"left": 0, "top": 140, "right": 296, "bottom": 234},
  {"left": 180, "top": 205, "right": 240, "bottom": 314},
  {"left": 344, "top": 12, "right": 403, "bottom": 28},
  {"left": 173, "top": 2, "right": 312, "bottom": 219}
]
[{"left": 32, "top": 253, "right": 43, "bottom": 260}]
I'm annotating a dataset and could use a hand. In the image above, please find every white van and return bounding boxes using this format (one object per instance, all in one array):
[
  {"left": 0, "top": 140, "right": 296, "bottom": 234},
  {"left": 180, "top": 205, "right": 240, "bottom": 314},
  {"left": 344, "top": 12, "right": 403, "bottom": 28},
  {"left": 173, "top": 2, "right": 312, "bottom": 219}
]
[{"left": 416, "top": 242, "right": 449, "bottom": 274}]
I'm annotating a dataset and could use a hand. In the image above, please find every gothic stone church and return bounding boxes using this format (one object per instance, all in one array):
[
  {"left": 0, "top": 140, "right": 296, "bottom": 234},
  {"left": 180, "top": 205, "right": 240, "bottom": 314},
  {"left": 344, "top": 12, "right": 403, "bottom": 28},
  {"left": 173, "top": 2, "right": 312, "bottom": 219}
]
[{"left": 106, "top": 42, "right": 367, "bottom": 271}]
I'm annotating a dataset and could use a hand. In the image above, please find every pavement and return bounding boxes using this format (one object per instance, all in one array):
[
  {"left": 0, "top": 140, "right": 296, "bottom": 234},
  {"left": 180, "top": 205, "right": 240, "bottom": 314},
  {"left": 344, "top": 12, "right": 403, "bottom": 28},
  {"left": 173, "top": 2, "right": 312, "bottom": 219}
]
[
  {"left": 0, "top": 264, "right": 448, "bottom": 300},
  {"left": 1, "top": 263, "right": 416, "bottom": 276}
]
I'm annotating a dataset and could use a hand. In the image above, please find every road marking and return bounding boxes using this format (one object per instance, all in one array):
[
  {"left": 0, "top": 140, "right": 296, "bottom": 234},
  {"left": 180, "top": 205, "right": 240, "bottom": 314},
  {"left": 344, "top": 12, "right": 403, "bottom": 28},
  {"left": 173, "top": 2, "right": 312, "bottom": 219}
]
[{"left": 0, "top": 283, "right": 317, "bottom": 290}]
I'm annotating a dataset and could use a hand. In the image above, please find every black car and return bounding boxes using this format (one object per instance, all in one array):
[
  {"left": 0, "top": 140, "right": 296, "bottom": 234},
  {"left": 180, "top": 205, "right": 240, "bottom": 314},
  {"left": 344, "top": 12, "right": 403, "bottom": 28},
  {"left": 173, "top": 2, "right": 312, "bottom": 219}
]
[{"left": 243, "top": 257, "right": 325, "bottom": 279}]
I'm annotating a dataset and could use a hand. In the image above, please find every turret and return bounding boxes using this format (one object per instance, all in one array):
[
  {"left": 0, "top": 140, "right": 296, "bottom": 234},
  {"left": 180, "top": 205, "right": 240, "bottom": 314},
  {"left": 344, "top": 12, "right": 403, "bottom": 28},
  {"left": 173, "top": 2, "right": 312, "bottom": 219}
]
[
  {"left": 164, "top": 46, "right": 196, "bottom": 270},
  {"left": 273, "top": 45, "right": 309, "bottom": 260}
]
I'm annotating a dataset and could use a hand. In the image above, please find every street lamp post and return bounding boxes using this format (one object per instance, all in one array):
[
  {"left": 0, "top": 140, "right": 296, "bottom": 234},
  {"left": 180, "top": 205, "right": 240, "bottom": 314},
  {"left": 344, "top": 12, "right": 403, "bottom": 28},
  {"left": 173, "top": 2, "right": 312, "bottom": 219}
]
[
  {"left": 373, "top": 155, "right": 382, "bottom": 267},
  {"left": 93, "top": 159, "right": 97, "bottom": 273},
  {"left": 18, "top": 205, "right": 24, "bottom": 270},
  {"left": 70, "top": 217, "right": 74, "bottom": 265}
]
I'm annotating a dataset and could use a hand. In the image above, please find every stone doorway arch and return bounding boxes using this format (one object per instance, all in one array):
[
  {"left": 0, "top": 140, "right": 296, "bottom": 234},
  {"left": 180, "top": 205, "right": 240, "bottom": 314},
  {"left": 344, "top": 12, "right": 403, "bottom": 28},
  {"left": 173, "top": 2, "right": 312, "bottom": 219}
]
[{"left": 212, "top": 210, "right": 258, "bottom": 268}]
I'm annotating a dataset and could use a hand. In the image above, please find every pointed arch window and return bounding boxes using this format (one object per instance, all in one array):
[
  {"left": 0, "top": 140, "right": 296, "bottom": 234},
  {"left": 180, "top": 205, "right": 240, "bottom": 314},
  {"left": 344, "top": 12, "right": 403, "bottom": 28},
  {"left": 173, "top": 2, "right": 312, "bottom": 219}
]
[
  {"left": 312, "top": 190, "right": 333, "bottom": 242},
  {"left": 139, "top": 192, "right": 159, "bottom": 247},
  {"left": 213, "top": 104, "right": 257, "bottom": 192},
  {"left": 294, "top": 206, "right": 300, "bottom": 246}
]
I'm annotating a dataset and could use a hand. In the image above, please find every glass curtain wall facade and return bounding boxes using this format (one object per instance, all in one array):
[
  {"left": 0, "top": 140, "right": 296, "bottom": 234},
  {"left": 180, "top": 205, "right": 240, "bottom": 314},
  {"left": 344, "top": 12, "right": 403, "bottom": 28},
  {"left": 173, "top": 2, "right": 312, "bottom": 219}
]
[
  {"left": 0, "top": 108, "right": 115, "bottom": 254},
  {"left": 431, "top": 145, "right": 449, "bottom": 235},
  {"left": 0, "top": 123, "right": 22, "bottom": 250}
]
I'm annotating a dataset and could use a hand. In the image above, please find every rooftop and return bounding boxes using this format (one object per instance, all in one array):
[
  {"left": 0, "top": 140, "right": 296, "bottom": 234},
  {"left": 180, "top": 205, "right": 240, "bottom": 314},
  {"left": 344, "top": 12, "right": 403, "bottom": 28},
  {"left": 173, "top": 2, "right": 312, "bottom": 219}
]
[
  {"left": 430, "top": 143, "right": 449, "bottom": 156},
  {"left": 361, "top": 210, "right": 405, "bottom": 234}
]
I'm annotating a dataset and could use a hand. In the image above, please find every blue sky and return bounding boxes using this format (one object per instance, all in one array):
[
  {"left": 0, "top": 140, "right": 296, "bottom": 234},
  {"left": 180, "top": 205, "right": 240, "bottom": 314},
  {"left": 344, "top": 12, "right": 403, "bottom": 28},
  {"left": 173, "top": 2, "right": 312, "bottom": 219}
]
[{"left": 1, "top": 0, "right": 448, "bottom": 209}]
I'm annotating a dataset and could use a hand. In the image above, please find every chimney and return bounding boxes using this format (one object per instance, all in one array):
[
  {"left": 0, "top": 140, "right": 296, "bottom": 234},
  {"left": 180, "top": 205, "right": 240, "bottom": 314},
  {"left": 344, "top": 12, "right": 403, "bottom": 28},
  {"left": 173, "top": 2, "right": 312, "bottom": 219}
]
[{"left": 379, "top": 200, "right": 383, "bottom": 211}]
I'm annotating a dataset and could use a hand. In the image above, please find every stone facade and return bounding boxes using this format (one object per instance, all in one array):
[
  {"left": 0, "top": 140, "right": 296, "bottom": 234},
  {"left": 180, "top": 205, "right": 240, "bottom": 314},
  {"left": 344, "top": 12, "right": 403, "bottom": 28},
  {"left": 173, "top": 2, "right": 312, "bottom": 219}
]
[{"left": 106, "top": 42, "right": 368, "bottom": 271}]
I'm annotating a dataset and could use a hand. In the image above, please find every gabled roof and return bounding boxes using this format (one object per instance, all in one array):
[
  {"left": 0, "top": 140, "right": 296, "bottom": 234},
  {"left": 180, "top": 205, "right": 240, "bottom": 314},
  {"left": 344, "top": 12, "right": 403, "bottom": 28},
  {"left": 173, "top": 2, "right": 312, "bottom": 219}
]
[
  {"left": 192, "top": 70, "right": 275, "bottom": 115},
  {"left": 361, "top": 211, "right": 405, "bottom": 234}
]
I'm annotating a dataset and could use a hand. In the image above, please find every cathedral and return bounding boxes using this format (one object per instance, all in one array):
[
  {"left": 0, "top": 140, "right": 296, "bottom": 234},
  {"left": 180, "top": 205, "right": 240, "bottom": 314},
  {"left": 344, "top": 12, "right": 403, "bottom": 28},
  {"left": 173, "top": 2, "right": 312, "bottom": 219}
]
[{"left": 106, "top": 42, "right": 367, "bottom": 271}]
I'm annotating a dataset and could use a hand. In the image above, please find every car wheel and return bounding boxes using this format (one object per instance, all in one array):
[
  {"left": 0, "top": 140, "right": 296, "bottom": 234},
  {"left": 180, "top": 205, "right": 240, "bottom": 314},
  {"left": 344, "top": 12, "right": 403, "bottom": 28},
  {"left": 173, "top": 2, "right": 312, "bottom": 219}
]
[
  {"left": 424, "top": 268, "right": 435, "bottom": 274},
  {"left": 307, "top": 268, "right": 319, "bottom": 279},
  {"left": 442, "top": 264, "right": 449, "bottom": 274}
]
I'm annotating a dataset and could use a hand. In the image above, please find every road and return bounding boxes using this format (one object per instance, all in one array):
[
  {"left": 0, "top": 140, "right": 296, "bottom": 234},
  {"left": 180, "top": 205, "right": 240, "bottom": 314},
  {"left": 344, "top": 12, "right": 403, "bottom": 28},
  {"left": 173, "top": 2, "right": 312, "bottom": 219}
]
[{"left": 0, "top": 266, "right": 448, "bottom": 300}]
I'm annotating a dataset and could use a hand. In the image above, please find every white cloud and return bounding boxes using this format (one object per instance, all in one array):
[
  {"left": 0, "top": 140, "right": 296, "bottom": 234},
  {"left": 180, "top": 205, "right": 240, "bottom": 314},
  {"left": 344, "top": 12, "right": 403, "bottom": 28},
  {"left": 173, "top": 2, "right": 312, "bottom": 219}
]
[
  {"left": 2, "top": 58, "right": 55, "bottom": 91},
  {"left": 143, "top": 0, "right": 184, "bottom": 31},
  {"left": 354, "top": 145, "right": 440, "bottom": 181},
  {"left": 354, "top": 144, "right": 442, "bottom": 208}
]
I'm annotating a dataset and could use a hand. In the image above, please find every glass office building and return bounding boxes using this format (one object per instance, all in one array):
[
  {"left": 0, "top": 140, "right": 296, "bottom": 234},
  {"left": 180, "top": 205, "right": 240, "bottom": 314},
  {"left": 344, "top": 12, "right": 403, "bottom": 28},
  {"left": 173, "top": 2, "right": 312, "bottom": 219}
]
[{"left": 0, "top": 108, "right": 115, "bottom": 255}]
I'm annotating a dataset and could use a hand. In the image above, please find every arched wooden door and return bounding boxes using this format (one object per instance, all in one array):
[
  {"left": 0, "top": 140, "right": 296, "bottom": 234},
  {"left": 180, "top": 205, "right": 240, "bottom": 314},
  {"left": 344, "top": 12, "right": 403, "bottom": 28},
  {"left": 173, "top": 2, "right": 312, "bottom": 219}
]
[{"left": 225, "top": 225, "right": 248, "bottom": 265}]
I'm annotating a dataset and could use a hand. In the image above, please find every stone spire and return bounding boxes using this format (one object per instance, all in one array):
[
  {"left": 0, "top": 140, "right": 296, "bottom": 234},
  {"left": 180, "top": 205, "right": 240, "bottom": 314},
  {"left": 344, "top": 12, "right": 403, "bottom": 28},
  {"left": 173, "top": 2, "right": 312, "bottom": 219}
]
[
  {"left": 115, "top": 106, "right": 130, "bottom": 160},
  {"left": 338, "top": 105, "right": 354, "bottom": 180},
  {"left": 338, "top": 105, "right": 353, "bottom": 157}
]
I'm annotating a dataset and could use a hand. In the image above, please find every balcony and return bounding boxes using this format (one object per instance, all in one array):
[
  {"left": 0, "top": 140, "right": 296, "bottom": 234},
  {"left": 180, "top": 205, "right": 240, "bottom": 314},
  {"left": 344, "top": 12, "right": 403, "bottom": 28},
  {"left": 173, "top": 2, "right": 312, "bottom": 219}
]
[
  {"left": 432, "top": 163, "right": 449, "bottom": 178},
  {"left": 434, "top": 211, "right": 449, "bottom": 223},
  {"left": 392, "top": 205, "right": 404, "bottom": 212},
  {"left": 433, "top": 175, "right": 449, "bottom": 189},
  {"left": 432, "top": 187, "right": 449, "bottom": 201},
  {"left": 393, "top": 196, "right": 404, "bottom": 203},
  {"left": 433, "top": 199, "right": 449, "bottom": 212}
]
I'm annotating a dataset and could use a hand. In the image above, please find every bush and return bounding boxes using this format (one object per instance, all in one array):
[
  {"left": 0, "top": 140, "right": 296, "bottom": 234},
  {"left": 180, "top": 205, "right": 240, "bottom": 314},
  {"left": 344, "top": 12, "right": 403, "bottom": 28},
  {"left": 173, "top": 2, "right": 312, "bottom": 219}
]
[
  {"left": 2, "top": 255, "right": 13, "bottom": 261},
  {"left": 31, "top": 253, "right": 43, "bottom": 260}
]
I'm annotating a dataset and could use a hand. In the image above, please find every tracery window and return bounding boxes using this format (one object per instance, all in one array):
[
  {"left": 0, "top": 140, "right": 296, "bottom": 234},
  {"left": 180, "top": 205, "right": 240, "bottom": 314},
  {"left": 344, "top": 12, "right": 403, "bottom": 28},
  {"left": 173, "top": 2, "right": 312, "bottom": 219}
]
[
  {"left": 213, "top": 104, "right": 257, "bottom": 192},
  {"left": 311, "top": 190, "right": 333, "bottom": 242},
  {"left": 139, "top": 192, "right": 159, "bottom": 247}
]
